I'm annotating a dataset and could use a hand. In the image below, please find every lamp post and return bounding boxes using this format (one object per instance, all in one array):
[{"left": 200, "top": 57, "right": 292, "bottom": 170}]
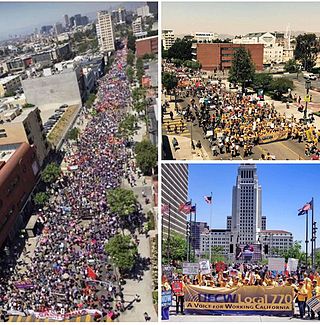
[{"left": 304, "top": 79, "right": 311, "bottom": 123}]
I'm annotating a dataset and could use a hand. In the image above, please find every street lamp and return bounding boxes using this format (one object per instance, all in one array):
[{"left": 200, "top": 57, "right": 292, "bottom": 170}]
[{"left": 304, "top": 79, "right": 311, "bottom": 123}]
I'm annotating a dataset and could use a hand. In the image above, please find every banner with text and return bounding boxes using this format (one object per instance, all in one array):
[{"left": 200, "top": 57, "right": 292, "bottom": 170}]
[
  {"left": 184, "top": 285, "right": 294, "bottom": 316},
  {"left": 258, "top": 130, "right": 288, "bottom": 144}
]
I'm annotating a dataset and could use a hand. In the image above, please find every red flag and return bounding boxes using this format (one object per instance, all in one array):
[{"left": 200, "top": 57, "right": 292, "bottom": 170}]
[{"left": 87, "top": 266, "right": 97, "bottom": 279}]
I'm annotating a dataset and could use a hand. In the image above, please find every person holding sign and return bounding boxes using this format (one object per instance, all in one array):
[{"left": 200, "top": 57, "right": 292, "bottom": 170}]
[
  {"left": 172, "top": 276, "right": 185, "bottom": 315},
  {"left": 310, "top": 280, "right": 320, "bottom": 320}
]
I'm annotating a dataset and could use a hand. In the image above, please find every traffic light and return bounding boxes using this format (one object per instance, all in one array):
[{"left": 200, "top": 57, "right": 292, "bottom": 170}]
[{"left": 312, "top": 221, "right": 317, "bottom": 239}]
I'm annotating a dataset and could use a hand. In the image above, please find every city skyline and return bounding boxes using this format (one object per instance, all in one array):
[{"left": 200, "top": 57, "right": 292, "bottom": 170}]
[
  {"left": 162, "top": 2, "right": 320, "bottom": 36},
  {"left": 188, "top": 164, "right": 320, "bottom": 248},
  {"left": 0, "top": 2, "right": 145, "bottom": 40}
]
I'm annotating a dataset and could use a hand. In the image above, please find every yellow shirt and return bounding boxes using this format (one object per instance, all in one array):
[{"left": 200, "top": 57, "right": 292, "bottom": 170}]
[{"left": 297, "top": 286, "right": 308, "bottom": 302}]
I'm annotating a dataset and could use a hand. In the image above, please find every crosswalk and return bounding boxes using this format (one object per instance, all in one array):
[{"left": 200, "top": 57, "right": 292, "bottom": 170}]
[
  {"left": 162, "top": 116, "right": 190, "bottom": 137},
  {"left": 8, "top": 314, "right": 104, "bottom": 322}
]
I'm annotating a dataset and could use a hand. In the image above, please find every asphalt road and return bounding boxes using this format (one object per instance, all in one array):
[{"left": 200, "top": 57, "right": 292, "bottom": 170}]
[{"left": 162, "top": 90, "right": 319, "bottom": 160}]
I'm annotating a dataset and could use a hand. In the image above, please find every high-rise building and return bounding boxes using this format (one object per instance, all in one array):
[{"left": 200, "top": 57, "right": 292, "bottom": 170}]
[
  {"left": 136, "top": 5, "right": 150, "bottom": 18},
  {"left": 96, "top": 11, "right": 115, "bottom": 53},
  {"left": 74, "top": 14, "right": 82, "bottom": 26},
  {"left": 162, "top": 164, "right": 188, "bottom": 237},
  {"left": 196, "top": 164, "right": 293, "bottom": 260},
  {"left": 162, "top": 29, "right": 175, "bottom": 50},
  {"left": 64, "top": 14, "right": 69, "bottom": 28},
  {"left": 54, "top": 22, "right": 64, "bottom": 35},
  {"left": 191, "top": 221, "right": 209, "bottom": 250},
  {"left": 69, "top": 17, "right": 75, "bottom": 28},
  {"left": 132, "top": 17, "right": 143, "bottom": 35},
  {"left": 111, "top": 8, "right": 126, "bottom": 25},
  {"left": 230, "top": 164, "right": 262, "bottom": 245},
  {"left": 81, "top": 16, "right": 89, "bottom": 26},
  {"left": 147, "top": 2, "right": 158, "bottom": 17}
]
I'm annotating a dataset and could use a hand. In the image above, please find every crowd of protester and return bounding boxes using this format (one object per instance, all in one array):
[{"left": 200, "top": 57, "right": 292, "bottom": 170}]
[{"left": 0, "top": 46, "right": 140, "bottom": 321}]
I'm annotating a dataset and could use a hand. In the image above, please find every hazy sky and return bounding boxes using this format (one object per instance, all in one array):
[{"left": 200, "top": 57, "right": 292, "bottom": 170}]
[
  {"left": 188, "top": 164, "right": 320, "bottom": 249},
  {"left": 162, "top": 2, "right": 320, "bottom": 36},
  {"left": 0, "top": 2, "right": 146, "bottom": 40}
]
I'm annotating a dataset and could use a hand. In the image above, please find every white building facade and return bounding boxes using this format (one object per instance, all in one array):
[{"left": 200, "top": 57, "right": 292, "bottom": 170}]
[
  {"left": 96, "top": 11, "right": 115, "bottom": 53},
  {"left": 162, "top": 29, "right": 175, "bottom": 50}
]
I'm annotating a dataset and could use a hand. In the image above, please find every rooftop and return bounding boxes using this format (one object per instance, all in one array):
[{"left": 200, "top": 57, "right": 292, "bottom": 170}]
[
  {"left": 0, "top": 75, "right": 20, "bottom": 85},
  {"left": 260, "top": 230, "right": 292, "bottom": 234}
]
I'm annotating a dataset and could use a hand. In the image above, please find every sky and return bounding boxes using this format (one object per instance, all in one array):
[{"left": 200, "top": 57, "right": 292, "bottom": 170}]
[
  {"left": 162, "top": 2, "right": 320, "bottom": 36},
  {"left": 0, "top": 2, "right": 146, "bottom": 40},
  {"left": 188, "top": 163, "right": 320, "bottom": 249}
]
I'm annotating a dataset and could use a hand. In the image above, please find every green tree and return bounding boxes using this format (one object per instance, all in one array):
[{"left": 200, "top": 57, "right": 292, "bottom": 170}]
[
  {"left": 294, "top": 33, "right": 320, "bottom": 71},
  {"left": 127, "top": 32, "right": 136, "bottom": 53},
  {"left": 118, "top": 114, "right": 138, "bottom": 137},
  {"left": 278, "top": 241, "right": 304, "bottom": 262},
  {"left": 85, "top": 93, "right": 96, "bottom": 109},
  {"left": 127, "top": 49, "right": 135, "bottom": 66},
  {"left": 184, "top": 60, "right": 201, "bottom": 70},
  {"left": 107, "top": 188, "right": 138, "bottom": 218},
  {"left": 162, "top": 232, "right": 187, "bottom": 263},
  {"left": 162, "top": 72, "right": 178, "bottom": 94},
  {"left": 167, "top": 38, "right": 192, "bottom": 61},
  {"left": 67, "top": 127, "right": 80, "bottom": 141},
  {"left": 126, "top": 66, "right": 134, "bottom": 83},
  {"left": 42, "top": 162, "right": 61, "bottom": 184},
  {"left": 270, "top": 77, "right": 294, "bottom": 99},
  {"left": 203, "top": 246, "right": 225, "bottom": 264},
  {"left": 136, "top": 57, "right": 145, "bottom": 83},
  {"left": 252, "top": 73, "right": 273, "bottom": 91},
  {"left": 105, "top": 234, "right": 138, "bottom": 274},
  {"left": 135, "top": 140, "right": 157, "bottom": 176},
  {"left": 284, "top": 59, "right": 300, "bottom": 74},
  {"left": 228, "top": 47, "right": 255, "bottom": 89},
  {"left": 33, "top": 192, "right": 49, "bottom": 207}
]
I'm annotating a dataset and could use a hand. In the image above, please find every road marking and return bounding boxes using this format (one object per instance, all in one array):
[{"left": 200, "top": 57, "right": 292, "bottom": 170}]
[{"left": 278, "top": 142, "right": 302, "bottom": 160}]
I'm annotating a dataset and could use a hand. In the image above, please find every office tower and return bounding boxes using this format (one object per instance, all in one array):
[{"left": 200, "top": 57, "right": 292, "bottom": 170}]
[
  {"left": 64, "top": 14, "right": 69, "bottom": 28},
  {"left": 96, "top": 11, "right": 115, "bottom": 53},
  {"left": 162, "top": 164, "right": 188, "bottom": 237}
]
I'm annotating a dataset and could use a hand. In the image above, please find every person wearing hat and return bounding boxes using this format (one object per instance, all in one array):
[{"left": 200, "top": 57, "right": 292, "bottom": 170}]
[
  {"left": 296, "top": 281, "right": 308, "bottom": 319},
  {"left": 310, "top": 279, "right": 320, "bottom": 320}
]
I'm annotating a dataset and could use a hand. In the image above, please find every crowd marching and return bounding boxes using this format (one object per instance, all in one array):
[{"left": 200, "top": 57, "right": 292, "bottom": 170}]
[
  {"left": 162, "top": 262, "right": 320, "bottom": 319},
  {"left": 162, "top": 63, "right": 320, "bottom": 159},
  {"left": 0, "top": 45, "right": 141, "bottom": 321}
]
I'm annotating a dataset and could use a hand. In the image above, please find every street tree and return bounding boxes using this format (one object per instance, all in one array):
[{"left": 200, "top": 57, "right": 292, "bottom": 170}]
[
  {"left": 270, "top": 77, "right": 294, "bottom": 99},
  {"left": 85, "top": 93, "right": 96, "bottom": 109},
  {"left": 167, "top": 38, "right": 193, "bottom": 61},
  {"left": 136, "top": 58, "right": 145, "bottom": 83},
  {"left": 127, "top": 32, "right": 136, "bottom": 53},
  {"left": 118, "top": 114, "right": 138, "bottom": 138},
  {"left": 126, "top": 66, "right": 134, "bottom": 83},
  {"left": 204, "top": 246, "right": 225, "bottom": 264},
  {"left": 107, "top": 188, "right": 138, "bottom": 218},
  {"left": 162, "top": 232, "right": 188, "bottom": 264},
  {"left": 278, "top": 241, "right": 304, "bottom": 262},
  {"left": 228, "top": 47, "right": 255, "bottom": 90},
  {"left": 184, "top": 60, "right": 201, "bottom": 70},
  {"left": 162, "top": 72, "right": 178, "bottom": 94},
  {"left": 294, "top": 34, "right": 320, "bottom": 71},
  {"left": 67, "top": 127, "right": 80, "bottom": 141},
  {"left": 33, "top": 192, "right": 49, "bottom": 207},
  {"left": 284, "top": 59, "right": 300, "bottom": 74},
  {"left": 42, "top": 162, "right": 61, "bottom": 184},
  {"left": 135, "top": 140, "right": 157, "bottom": 176},
  {"left": 105, "top": 234, "right": 138, "bottom": 274},
  {"left": 127, "top": 50, "right": 135, "bottom": 66},
  {"left": 252, "top": 73, "right": 273, "bottom": 91}
]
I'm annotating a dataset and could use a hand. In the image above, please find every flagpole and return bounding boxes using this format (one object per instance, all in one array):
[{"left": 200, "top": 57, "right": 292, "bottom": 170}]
[
  {"left": 167, "top": 203, "right": 171, "bottom": 263},
  {"left": 306, "top": 209, "right": 309, "bottom": 269},
  {"left": 311, "top": 198, "right": 314, "bottom": 271},
  {"left": 209, "top": 192, "right": 213, "bottom": 263},
  {"left": 193, "top": 204, "right": 197, "bottom": 261},
  {"left": 188, "top": 200, "right": 192, "bottom": 262}
]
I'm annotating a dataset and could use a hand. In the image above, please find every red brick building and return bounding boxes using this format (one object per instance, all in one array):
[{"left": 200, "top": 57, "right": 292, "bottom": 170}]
[
  {"left": 0, "top": 143, "right": 39, "bottom": 248},
  {"left": 136, "top": 36, "right": 158, "bottom": 58},
  {"left": 196, "top": 43, "right": 264, "bottom": 71}
]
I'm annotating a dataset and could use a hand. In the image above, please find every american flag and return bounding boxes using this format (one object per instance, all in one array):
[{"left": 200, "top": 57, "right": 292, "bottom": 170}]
[
  {"left": 298, "top": 201, "right": 312, "bottom": 215},
  {"left": 179, "top": 201, "right": 192, "bottom": 213},
  {"left": 161, "top": 204, "right": 169, "bottom": 214},
  {"left": 204, "top": 195, "right": 212, "bottom": 204}
]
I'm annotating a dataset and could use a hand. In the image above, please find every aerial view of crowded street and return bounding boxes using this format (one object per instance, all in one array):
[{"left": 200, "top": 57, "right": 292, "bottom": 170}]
[{"left": 0, "top": 2, "right": 158, "bottom": 322}]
